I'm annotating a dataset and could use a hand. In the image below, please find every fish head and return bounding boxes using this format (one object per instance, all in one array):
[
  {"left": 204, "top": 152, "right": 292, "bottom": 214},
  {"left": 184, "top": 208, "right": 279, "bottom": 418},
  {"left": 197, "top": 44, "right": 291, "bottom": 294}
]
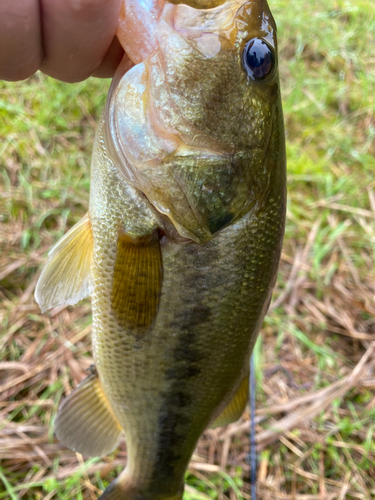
[
  {"left": 157, "top": 0, "right": 279, "bottom": 148},
  {"left": 110, "top": 0, "right": 285, "bottom": 243}
]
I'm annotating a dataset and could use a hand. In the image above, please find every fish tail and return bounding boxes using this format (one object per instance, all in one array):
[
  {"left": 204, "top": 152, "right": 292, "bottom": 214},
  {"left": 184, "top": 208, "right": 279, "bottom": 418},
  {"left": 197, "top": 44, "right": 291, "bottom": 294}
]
[
  {"left": 99, "top": 477, "right": 183, "bottom": 500},
  {"left": 98, "top": 478, "right": 125, "bottom": 500}
]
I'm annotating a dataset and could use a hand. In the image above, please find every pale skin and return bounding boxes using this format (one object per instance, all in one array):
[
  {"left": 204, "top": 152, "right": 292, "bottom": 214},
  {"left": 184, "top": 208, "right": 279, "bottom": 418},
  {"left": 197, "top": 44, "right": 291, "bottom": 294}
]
[{"left": 0, "top": 0, "right": 127, "bottom": 82}]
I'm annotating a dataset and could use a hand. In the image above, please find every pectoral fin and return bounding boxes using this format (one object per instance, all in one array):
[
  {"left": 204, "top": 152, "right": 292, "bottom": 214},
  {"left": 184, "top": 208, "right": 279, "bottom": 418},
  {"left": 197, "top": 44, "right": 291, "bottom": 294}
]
[
  {"left": 210, "top": 374, "right": 249, "bottom": 429},
  {"left": 55, "top": 366, "right": 123, "bottom": 457},
  {"left": 35, "top": 213, "right": 93, "bottom": 312},
  {"left": 111, "top": 230, "right": 163, "bottom": 333}
]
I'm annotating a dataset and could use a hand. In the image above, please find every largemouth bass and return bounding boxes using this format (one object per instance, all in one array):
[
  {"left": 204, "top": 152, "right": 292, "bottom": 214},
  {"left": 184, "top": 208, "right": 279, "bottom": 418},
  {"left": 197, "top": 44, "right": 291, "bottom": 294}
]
[{"left": 35, "top": 0, "right": 286, "bottom": 498}]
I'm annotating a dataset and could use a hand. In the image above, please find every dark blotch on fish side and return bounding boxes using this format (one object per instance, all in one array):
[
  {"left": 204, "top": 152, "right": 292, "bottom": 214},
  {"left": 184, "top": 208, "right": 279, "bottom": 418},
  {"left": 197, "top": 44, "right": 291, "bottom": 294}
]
[
  {"left": 153, "top": 249, "right": 213, "bottom": 484},
  {"left": 154, "top": 306, "right": 210, "bottom": 480}
]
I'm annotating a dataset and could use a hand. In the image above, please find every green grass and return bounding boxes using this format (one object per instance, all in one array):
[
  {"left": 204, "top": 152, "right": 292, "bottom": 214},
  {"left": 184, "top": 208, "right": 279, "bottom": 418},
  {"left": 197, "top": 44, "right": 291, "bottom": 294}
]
[{"left": 1, "top": 0, "right": 375, "bottom": 498}]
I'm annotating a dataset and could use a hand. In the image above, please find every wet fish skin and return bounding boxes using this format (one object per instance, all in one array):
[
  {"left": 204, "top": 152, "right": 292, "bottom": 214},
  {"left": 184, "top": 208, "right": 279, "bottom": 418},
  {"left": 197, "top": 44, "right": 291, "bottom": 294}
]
[
  {"left": 95, "top": 0, "right": 286, "bottom": 491},
  {"left": 36, "top": 1, "right": 286, "bottom": 499},
  {"left": 91, "top": 115, "right": 285, "bottom": 499}
]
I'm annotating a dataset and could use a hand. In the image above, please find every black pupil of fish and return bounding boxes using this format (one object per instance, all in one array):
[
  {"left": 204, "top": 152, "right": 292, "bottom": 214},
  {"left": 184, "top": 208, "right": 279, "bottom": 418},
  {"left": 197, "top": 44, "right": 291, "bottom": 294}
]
[{"left": 243, "top": 39, "right": 273, "bottom": 80}]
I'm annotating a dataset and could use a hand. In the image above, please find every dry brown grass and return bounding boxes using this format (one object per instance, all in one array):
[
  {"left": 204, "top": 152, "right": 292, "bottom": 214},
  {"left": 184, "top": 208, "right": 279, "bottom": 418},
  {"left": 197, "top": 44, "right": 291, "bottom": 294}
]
[
  {"left": 1, "top": 0, "right": 375, "bottom": 498},
  {"left": 1, "top": 244, "right": 375, "bottom": 498}
]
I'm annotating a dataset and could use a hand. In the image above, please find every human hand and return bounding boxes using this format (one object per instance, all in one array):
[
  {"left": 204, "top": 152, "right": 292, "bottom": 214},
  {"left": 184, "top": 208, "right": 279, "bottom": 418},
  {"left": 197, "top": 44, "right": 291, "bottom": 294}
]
[{"left": 0, "top": 0, "right": 126, "bottom": 82}]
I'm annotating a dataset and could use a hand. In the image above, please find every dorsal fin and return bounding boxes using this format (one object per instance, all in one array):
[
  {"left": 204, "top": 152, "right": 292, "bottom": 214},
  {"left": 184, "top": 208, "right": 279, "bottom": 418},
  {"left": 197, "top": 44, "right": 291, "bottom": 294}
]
[{"left": 35, "top": 213, "right": 93, "bottom": 312}]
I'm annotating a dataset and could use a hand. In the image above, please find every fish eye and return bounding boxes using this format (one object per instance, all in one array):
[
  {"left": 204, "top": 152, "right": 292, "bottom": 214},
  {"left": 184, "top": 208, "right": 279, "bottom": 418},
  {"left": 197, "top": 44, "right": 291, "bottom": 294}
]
[{"left": 242, "top": 38, "right": 274, "bottom": 80}]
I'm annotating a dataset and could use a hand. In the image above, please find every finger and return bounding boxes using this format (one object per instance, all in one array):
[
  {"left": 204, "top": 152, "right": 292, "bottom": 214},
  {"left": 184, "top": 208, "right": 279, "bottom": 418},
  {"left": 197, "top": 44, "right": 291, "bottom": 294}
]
[
  {"left": 0, "top": 0, "right": 42, "bottom": 81},
  {"left": 92, "top": 36, "right": 125, "bottom": 79},
  {"left": 40, "top": 0, "right": 122, "bottom": 83}
]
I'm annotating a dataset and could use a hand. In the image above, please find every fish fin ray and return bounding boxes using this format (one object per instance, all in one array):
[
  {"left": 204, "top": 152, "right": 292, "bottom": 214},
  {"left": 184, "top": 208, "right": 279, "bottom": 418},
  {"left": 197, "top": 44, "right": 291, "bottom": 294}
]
[
  {"left": 210, "top": 374, "right": 249, "bottom": 428},
  {"left": 111, "top": 230, "right": 163, "bottom": 332},
  {"left": 55, "top": 366, "right": 123, "bottom": 457},
  {"left": 35, "top": 213, "right": 93, "bottom": 312}
]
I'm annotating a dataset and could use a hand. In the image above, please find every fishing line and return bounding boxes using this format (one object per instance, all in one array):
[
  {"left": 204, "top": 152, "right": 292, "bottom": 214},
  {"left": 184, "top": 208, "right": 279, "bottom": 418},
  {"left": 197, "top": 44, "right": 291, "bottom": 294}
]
[{"left": 249, "top": 352, "right": 257, "bottom": 499}]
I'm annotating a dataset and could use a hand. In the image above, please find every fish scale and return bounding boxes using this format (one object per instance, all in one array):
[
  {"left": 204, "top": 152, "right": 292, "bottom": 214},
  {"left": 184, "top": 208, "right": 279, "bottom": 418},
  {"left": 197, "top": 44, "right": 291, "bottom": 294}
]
[{"left": 35, "top": 1, "right": 286, "bottom": 498}]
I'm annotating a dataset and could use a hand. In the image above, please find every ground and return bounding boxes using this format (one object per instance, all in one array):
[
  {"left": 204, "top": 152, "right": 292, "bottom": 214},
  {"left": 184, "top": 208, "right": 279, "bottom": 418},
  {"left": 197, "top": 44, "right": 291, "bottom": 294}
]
[{"left": 1, "top": 0, "right": 375, "bottom": 498}]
